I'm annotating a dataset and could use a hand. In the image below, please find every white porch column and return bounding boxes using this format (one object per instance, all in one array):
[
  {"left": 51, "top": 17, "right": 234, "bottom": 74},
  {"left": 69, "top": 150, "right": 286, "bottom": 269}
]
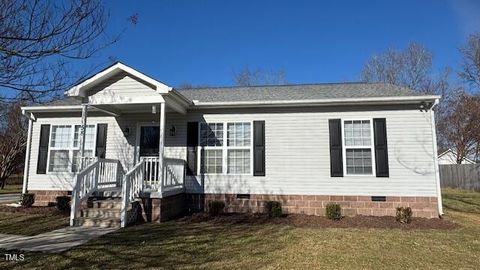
[
  {"left": 158, "top": 102, "right": 165, "bottom": 192},
  {"left": 22, "top": 114, "right": 34, "bottom": 194},
  {"left": 79, "top": 104, "right": 88, "bottom": 170}
]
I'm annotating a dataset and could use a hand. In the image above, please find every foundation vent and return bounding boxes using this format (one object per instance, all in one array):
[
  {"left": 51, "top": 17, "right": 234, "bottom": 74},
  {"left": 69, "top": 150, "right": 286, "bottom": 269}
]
[
  {"left": 236, "top": 194, "right": 251, "bottom": 199},
  {"left": 371, "top": 196, "right": 386, "bottom": 202}
]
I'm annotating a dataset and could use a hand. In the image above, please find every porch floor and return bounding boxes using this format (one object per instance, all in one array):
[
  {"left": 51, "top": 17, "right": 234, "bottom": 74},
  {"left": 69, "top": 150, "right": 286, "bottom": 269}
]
[{"left": 93, "top": 186, "right": 185, "bottom": 199}]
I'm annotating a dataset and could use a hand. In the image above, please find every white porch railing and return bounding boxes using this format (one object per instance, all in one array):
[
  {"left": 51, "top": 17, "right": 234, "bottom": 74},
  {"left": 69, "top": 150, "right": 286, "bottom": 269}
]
[
  {"left": 79, "top": 156, "right": 98, "bottom": 171},
  {"left": 163, "top": 158, "right": 185, "bottom": 190},
  {"left": 141, "top": 157, "right": 185, "bottom": 190},
  {"left": 71, "top": 155, "right": 185, "bottom": 227},
  {"left": 70, "top": 158, "right": 124, "bottom": 226},
  {"left": 70, "top": 159, "right": 100, "bottom": 226},
  {"left": 120, "top": 159, "right": 145, "bottom": 227}
]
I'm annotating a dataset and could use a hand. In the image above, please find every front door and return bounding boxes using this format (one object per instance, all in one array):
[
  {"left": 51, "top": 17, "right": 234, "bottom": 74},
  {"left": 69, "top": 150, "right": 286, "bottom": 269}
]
[
  {"left": 139, "top": 126, "right": 160, "bottom": 157},
  {"left": 139, "top": 126, "right": 160, "bottom": 188}
]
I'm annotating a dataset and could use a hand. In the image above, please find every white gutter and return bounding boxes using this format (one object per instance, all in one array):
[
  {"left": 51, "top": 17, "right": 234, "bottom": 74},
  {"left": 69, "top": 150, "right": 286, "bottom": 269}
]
[
  {"left": 21, "top": 95, "right": 442, "bottom": 112},
  {"left": 429, "top": 99, "right": 443, "bottom": 217},
  {"left": 21, "top": 111, "right": 35, "bottom": 195},
  {"left": 191, "top": 95, "right": 441, "bottom": 108},
  {"left": 21, "top": 105, "right": 84, "bottom": 112}
]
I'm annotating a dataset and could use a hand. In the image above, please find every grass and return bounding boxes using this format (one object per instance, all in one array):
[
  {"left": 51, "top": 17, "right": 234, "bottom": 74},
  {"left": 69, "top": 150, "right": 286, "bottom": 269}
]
[
  {"left": 0, "top": 189, "right": 479, "bottom": 269},
  {"left": 0, "top": 184, "right": 22, "bottom": 194},
  {"left": 0, "top": 209, "right": 69, "bottom": 236},
  {"left": 442, "top": 188, "right": 480, "bottom": 214}
]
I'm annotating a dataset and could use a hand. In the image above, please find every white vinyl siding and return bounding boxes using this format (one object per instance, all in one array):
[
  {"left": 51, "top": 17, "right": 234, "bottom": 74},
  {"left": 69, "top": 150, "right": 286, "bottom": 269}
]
[
  {"left": 179, "top": 107, "right": 438, "bottom": 197},
  {"left": 26, "top": 105, "right": 439, "bottom": 198},
  {"left": 87, "top": 71, "right": 158, "bottom": 104}
]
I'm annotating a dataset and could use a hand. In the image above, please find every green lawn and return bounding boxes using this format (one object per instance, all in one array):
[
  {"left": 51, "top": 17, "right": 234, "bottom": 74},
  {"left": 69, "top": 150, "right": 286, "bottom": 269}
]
[
  {"left": 0, "top": 208, "right": 69, "bottom": 236},
  {"left": 1, "top": 189, "right": 479, "bottom": 269},
  {"left": 0, "top": 184, "right": 22, "bottom": 194}
]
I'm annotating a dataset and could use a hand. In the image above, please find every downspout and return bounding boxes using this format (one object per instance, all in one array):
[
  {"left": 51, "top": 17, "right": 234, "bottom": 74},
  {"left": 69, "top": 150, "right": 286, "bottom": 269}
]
[
  {"left": 429, "top": 99, "right": 443, "bottom": 217},
  {"left": 21, "top": 111, "right": 35, "bottom": 195}
]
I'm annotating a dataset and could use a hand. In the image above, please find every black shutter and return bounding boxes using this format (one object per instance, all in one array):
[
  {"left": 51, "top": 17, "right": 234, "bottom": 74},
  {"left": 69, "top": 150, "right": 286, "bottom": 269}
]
[
  {"left": 37, "top": 124, "right": 50, "bottom": 174},
  {"left": 373, "top": 118, "right": 389, "bottom": 177},
  {"left": 95, "top": 124, "right": 108, "bottom": 158},
  {"left": 186, "top": 122, "right": 198, "bottom": 176},
  {"left": 253, "top": 121, "right": 265, "bottom": 176},
  {"left": 329, "top": 119, "right": 343, "bottom": 177}
]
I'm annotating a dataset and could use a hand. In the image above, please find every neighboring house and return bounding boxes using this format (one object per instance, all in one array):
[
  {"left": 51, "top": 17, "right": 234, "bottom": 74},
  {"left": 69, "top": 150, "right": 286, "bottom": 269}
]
[
  {"left": 438, "top": 149, "right": 476, "bottom": 165},
  {"left": 20, "top": 63, "right": 443, "bottom": 227}
]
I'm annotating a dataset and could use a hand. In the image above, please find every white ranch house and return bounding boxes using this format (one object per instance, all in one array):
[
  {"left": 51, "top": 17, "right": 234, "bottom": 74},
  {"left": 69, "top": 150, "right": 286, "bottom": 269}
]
[{"left": 21, "top": 63, "right": 443, "bottom": 228}]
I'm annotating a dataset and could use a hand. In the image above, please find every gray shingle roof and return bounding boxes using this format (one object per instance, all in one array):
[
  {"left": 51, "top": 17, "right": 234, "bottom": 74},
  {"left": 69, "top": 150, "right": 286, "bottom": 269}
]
[
  {"left": 176, "top": 83, "right": 423, "bottom": 103},
  {"left": 33, "top": 82, "right": 427, "bottom": 108}
]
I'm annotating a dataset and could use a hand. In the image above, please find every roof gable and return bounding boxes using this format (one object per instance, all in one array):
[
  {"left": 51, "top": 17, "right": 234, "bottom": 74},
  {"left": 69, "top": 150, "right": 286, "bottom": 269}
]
[{"left": 66, "top": 62, "right": 171, "bottom": 97}]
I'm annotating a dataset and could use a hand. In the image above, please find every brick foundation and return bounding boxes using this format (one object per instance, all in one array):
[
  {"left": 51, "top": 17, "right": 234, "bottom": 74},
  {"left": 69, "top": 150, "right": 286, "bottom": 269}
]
[
  {"left": 141, "top": 193, "right": 186, "bottom": 222},
  {"left": 29, "top": 190, "right": 70, "bottom": 206},
  {"left": 186, "top": 193, "right": 439, "bottom": 218}
]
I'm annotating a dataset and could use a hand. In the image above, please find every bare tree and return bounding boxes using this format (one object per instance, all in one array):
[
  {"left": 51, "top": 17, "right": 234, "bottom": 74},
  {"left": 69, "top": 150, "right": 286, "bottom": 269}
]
[
  {"left": 0, "top": 102, "right": 27, "bottom": 189},
  {"left": 233, "top": 66, "right": 287, "bottom": 86},
  {"left": 361, "top": 42, "right": 435, "bottom": 92},
  {"left": 0, "top": 0, "right": 125, "bottom": 103},
  {"left": 437, "top": 91, "right": 480, "bottom": 163},
  {"left": 459, "top": 33, "right": 480, "bottom": 90}
]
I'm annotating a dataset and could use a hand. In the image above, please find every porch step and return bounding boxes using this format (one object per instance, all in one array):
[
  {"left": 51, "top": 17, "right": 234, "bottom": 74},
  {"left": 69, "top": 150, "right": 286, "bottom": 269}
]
[
  {"left": 81, "top": 208, "right": 122, "bottom": 219},
  {"left": 92, "top": 187, "right": 122, "bottom": 198},
  {"left": 87, "top": 198, "right": 123, "bottom": 209},
  {"left": 76, "top": 198, "right": 124, "bottom": 228},
  {"left": 76, "top": 217, "right": 121, "bottom": 228}
]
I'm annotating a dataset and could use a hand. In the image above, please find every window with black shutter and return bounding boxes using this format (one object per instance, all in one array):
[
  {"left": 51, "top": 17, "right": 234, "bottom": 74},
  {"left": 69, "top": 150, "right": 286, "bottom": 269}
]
[
  {"left": 373, "top": 118, "right": 389, "bottom": 177},
  {"left": 36, "top": 124, "right": 50, "bottom": 174},
  {"left": 329, "top": 119, "right": 343, "bottom": 177}
]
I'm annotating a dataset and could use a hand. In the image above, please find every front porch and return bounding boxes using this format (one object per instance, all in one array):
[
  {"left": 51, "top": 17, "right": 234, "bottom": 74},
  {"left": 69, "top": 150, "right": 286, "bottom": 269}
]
[
  {"left": 65, "top": 63, "right": 192, "bottom": 227},
  {"left": 70, "top": 99, "right": 189, "bottom": 227}
]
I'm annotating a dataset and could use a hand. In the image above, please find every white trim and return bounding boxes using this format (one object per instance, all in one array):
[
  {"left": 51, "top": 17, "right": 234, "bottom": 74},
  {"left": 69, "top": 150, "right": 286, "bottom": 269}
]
[
  {"left": 66, "top": 62, "right": 172, "bottom": 97},
  {"left": 341, "top": 118, "right": 376, "bottom": 177},
  {"left": 430, "top": 99, "right": 443, "bottom": 216},
  {"left": 22, "top": 116, "right": 33, "bottom": 194},
  {"left": 197, "top": 121, "right": 254, "bottom": 176},
  {"left": 191, "top": 95, "right": 442, "bottom": 108},
  {"left": 21, "top": 95, "right": 441, "bottom": 113},
  {"left": 158, "top": 102, "right": 165, "bottom": 193}
]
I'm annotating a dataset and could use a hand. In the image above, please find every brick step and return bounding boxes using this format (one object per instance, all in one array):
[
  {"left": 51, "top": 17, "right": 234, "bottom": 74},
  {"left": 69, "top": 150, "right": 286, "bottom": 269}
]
[
  {"left": 81, "top": 208, "right": 122, "bottom": 219},
  {"left": 75, "top": 217, "right": 121, "bottom": 228},
  {"left": 87, "top": 198, "right": 123, "bottom": 209}
]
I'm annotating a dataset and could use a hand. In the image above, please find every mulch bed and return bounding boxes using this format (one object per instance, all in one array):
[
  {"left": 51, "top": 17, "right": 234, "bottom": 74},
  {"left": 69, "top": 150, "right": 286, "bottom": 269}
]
[
  {"left": 0, "top": 205, "right": 69, "bottom": 216},
  {"left": 179, "top": 213, "right": 460, "bottom": 230}
]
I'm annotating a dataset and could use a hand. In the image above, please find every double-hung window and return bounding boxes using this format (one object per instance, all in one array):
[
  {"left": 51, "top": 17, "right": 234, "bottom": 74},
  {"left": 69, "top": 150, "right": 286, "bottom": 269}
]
[
  {"left": 200, "top": 123, "right": 224, "bottom": 174},
  {"left": 48, "top": 124, "right": 96, "bottom": 173},
  {"left": 199, "top": 122, "right": 252, "bottom": 175},
  {"left": 227, "top": 122, "right": 251, "bottom": 174},
  {"left": 343, "top": 120, "right": 374, "bottom": 175}
]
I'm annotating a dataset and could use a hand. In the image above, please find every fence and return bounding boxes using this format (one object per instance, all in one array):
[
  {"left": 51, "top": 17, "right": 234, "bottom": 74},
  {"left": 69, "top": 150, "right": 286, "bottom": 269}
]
[{"left": 439, "top": 164, "right": 480, "bottom": 191}]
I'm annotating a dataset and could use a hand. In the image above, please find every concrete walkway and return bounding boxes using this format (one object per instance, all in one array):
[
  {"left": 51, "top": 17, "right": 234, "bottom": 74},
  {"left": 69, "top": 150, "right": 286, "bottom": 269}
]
[
  {"left": 0, "top": 227, "right": 117, "bottom": 253},
  {"left": 0, "top": 193, "right": 20, "bottom": 203}
]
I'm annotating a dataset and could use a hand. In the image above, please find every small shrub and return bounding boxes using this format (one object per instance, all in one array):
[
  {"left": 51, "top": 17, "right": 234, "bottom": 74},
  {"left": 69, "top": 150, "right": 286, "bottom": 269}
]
[
  {"left": 396, "top": 206, "right": 413, "bottom": 224},
  {"left": 208, "top": 201, "right": 225, "bottom": 216},
  {"left": 56, "top": 196, "right": 71, "bottom": 211},
  {"left": 21, "top": 193, "right": 35, "bottom": 207},
  {"left": 265, "top": 201, "right": 282, "bottom": 218},
  {"left": 326, "top": 203, "right": 342, "bottom": 220}
]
